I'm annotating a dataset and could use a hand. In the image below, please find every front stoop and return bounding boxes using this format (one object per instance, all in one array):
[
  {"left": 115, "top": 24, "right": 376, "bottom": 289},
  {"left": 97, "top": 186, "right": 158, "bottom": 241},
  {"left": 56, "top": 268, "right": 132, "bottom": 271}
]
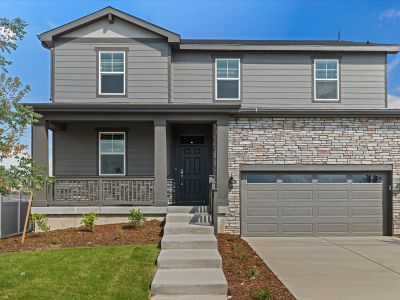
[{"left": 151, "top": 206, "right": 228, "bottom": 300}]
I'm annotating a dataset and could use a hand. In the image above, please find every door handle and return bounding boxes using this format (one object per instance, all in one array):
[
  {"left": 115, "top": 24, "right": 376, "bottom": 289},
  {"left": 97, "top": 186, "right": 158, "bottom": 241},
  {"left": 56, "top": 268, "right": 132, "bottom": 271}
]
[{"left": 180, "top": 169, "right": 184, "bottom": 186}]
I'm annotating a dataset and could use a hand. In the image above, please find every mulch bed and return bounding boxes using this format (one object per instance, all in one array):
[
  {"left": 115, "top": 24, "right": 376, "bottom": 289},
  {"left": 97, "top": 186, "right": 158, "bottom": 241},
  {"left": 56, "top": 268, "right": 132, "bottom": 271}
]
[
  {"left": 0, "top": 220, "right": 163, "bottom": 253},
  {"left": 218, "top": 234, "right": 295, "bottom": 300}
]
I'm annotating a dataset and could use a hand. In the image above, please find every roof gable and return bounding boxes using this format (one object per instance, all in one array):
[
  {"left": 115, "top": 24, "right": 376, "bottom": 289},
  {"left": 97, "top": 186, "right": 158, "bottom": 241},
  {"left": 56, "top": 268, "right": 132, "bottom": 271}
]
[{"left": 38, "top": 6, "right": 180, "bottom": 47}]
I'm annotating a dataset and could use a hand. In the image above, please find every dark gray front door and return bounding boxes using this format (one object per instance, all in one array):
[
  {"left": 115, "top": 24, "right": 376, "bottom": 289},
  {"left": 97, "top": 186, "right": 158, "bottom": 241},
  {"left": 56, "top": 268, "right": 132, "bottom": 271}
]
[{"left": 178, "top": 136, "right": 208, "bottom": 205}]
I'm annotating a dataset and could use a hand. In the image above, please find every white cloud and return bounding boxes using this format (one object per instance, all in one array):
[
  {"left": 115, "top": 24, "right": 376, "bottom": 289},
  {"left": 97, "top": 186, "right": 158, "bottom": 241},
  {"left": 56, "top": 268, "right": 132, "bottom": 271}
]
[
  {"left": 388, "top": 94, "right": 400, "bottom": 108},
  {"left": 380, "top": 9, "right": 400, "bottom": 20},
  {"left": 388, "top": 55, "right": 400, "bottom": 72}
]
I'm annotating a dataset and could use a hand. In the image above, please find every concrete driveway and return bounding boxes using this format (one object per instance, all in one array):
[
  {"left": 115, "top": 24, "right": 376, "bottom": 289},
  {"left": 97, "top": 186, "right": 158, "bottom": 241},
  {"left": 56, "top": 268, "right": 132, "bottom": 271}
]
[{"left": 245, "top": 236, "right": 400, "bottom": 300}]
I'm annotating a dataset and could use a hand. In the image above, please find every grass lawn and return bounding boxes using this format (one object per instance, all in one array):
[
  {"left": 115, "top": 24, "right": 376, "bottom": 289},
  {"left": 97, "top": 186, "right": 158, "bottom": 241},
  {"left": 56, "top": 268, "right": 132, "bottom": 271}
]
[{"left": 0, "top": 244, "right": 159, "bottom": 300}]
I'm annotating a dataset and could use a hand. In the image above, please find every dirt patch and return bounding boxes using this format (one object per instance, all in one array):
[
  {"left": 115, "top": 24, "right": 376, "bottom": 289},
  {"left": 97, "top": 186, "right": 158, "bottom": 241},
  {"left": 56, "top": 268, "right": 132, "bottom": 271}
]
[
  {"left": 0, "top": 220, "right": 163, "bottom": 253},
  {"left": 218, "top": 234, "right": 295, "bottom": 300}
]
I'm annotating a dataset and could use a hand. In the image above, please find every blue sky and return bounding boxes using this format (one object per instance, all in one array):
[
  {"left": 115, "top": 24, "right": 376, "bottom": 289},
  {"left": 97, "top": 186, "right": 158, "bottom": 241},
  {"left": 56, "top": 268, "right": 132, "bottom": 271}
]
[{"left": 1, "top": 0, "right": 400, "bottom": 170}]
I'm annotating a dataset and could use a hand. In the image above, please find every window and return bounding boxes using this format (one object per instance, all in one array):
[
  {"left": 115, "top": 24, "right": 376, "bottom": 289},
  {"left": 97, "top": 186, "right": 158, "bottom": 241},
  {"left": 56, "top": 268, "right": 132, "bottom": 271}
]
[
  {"left": 99, "top": 51, "right": 125, "bottom": 95},
  {"left": 352, "top": 174, "right": 383, "bottom": 183},
  {"left": 99, "top": 132, "right": 125, "bottom": 175},
  {"left": 314, "top": 59, "right": 339, "bottom": 101},
  {"left": 247, "top": 174, "right": 277, "bottom": 183},
  {"left": 317, "top": 174, "right": 347, "bottom": 183},
  {"left": 215, "top": 58, "right": 240, "bottom": 100},
  {"left": 282, "top": 174, "right": 313, "bottom": 183}
]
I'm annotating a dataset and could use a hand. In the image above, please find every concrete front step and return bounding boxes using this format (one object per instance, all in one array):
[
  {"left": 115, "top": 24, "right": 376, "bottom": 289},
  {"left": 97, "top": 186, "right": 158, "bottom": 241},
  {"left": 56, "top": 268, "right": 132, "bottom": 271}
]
[
  {"left": 151, "top": 268, "right": 228, "bottom": 295},
  {"left": 189, "top": 213, "right": 212, "bottom": 225},
  {"left": 168, "top": 206, "right": 209, "bottom": 214},
  {"left": 164, "top": 222, "right": 214, "bottom": 235},
  {"left": 152, "top": 295, "right": 227, "bottom": 300},
  {"left": 161, "top": 234, "right": 217, "bottom": 249},
  {"left": 157, "top": 249, "right": 222, "bottom": 269},
  {"left": 166, "top": 213, "right": 190, "bottom": 223}
]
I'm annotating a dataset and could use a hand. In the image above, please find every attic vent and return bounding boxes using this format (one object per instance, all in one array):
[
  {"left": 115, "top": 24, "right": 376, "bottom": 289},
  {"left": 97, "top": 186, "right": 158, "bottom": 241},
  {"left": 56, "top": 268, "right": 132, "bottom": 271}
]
[{"left": 108, "top": 13, "right": 114, "bottom": 24}]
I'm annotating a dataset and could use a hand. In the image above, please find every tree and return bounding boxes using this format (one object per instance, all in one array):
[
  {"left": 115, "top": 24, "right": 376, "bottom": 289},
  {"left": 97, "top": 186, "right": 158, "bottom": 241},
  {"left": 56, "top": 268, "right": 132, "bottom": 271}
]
[{"left": 0, "top": 17, "right": 52, "bottom": 195}]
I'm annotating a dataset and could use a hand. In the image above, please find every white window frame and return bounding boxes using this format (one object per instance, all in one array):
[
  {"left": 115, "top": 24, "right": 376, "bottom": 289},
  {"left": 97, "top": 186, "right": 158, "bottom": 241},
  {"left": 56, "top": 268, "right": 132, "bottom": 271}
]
[
  {"left": 314, "top": 58, "right": 339, "bottom": 101},
  {"left": 99, "top": 51, "right": 126, "bottom": 96},
  {"left": 215, "top": 58, "right": 241, "bottom": 100},
  {"left": 98, "top": 132, "right": 126, "bottom": 176}
]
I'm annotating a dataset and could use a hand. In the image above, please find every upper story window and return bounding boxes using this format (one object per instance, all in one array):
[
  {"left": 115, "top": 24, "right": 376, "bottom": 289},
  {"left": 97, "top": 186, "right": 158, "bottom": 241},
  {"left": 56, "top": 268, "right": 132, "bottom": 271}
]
[
  {"left": 99, "top": 132, "right": 126, "bottom": 176},
  {"left": 314, "top": 59, "right": 339, "bottom": 101},
  {"left": 99, "top": 51, "right": 125, "bottom": 95},
  {"left": 215, "top": 58, "right": 240, "bottom": 100}
]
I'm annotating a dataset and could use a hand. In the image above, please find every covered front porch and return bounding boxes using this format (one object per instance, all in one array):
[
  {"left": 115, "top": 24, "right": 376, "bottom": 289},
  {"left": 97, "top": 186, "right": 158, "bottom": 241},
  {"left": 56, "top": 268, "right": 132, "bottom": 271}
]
[{"left": 31, "top": 104, "right": 235, "bottom": 223}]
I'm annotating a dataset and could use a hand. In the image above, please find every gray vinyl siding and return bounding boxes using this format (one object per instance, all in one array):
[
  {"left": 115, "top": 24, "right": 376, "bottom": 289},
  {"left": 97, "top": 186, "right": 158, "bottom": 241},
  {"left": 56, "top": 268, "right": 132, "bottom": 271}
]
[
  {"left": 171, "top": 51, "right": 386, "bottom": 108},
  {"left": 53, "top": 39, "right": 169, "bottom": 103},
  {"left": 54, "top": 122, "right": 154, "bottom": 176}
]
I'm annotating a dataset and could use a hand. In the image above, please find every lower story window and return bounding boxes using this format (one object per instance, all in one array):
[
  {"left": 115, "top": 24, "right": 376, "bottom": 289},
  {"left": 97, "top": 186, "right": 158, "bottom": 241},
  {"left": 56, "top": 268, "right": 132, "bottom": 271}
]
[{"left": 99, "top": 132, "right": 125, "bottom": 175}]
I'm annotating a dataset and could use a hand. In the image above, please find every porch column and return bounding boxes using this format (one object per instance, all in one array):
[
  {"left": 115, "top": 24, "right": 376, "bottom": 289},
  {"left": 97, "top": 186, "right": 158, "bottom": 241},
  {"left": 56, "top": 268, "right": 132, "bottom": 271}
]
[
  {"left": 154, "top": 119, "right": 168, "bottom": 207},
  {"left": 31, "top": 119, "right": 49, "bottom": 207},
  {"left": 216, "top": 117, "right": 229, "bottom": 206}
]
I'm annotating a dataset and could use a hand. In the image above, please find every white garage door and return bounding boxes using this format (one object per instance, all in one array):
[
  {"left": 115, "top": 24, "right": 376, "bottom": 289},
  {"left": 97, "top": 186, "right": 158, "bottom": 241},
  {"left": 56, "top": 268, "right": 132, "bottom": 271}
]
[{"left": 241, "top": 172, "right": 387, "bottom": 236}]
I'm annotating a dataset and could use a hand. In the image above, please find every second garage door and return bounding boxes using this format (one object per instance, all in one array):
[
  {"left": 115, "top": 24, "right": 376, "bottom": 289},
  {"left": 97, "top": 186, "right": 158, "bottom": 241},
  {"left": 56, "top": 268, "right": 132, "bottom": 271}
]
[{"left": 241, "top": 172, "right": 388, "bottom": 237}]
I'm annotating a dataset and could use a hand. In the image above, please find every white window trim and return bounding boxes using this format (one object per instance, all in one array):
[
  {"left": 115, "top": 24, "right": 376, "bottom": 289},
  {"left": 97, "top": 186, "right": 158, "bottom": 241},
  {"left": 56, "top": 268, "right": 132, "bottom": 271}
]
[
  {"left": 99, "top": 51, "right": 126, "bottom": 96},
  {"left": 314, "top": 58, "right": 340, "bottom": 101},
  {"left": 215, "top": 58, "right": 241, "bottom": 100},
  {"left": 98, "top": 132, "right": 126, "bottom": 176}
]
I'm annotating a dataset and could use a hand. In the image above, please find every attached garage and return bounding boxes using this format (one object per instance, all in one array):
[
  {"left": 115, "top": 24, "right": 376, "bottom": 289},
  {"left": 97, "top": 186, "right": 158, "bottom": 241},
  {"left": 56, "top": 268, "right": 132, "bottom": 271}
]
[{"left": 240, "top": 166, "right": 392, "bottom": 237}]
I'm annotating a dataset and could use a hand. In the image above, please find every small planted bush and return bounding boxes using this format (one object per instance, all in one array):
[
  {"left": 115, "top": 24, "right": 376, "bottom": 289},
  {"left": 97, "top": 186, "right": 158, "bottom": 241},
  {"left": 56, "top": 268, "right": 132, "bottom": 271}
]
[
  {"left": 245, "top": 267, "right": 261, "bottom": 280},
  {"left": 31, "top": 214, "right": 50, "bottom": 233},
  {"left": 128, "top": 208, "right": 145, "bottom": 229},
  {"left": 240, "top": 253, "right": 250, "bottom": 262},
  {"left": 253, "top": 289, "right": 271, "bottom": 300},
  {"left": 115, "top": 229, "right": 124, "bottom": 240},
  {"left": 81, "top": 212, "right": 97, "bottom": 232},
  {"left": 51, "top": 238, "right": 60, "bottom": 245},
  {"left": 226, "top": 234, "right": 237, "bottom": 242}
]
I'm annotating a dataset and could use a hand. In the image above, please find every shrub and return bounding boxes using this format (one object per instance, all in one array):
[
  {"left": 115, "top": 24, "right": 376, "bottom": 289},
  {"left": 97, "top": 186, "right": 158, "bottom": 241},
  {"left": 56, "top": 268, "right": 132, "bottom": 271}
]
[
  {"left": 81, "top": 212, "right": 97, "bottom": 232},
  {"left": 128, "top": 209, "right": 145, "bottom": 229},
  {"left": 51, "top": 238, "right": 60, "bottom": 245},
  {"left": 231, "top": 243, "right": 240, "bottom": 253},
  {"left": 253, "top": 289, "right": 271, "bottom": 300},
  {"left": 115, "top": 229, "right": 124, "bottom": 240},
  {"left": 240, "top": 254, "right": 250, "bottom": 262},
  {"left": 245, "top": 267, "right": 261, "bottom": 280},
  {"left": 226, "top": 234, "right": 236, "bottom": 242},
  {"left": 31, "top": 214, "right": 50, "bottom": 233}
]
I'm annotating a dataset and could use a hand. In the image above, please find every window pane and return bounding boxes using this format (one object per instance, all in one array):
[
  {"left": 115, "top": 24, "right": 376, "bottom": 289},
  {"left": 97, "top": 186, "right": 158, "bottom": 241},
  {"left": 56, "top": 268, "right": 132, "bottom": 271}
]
[
  {"left": 113, "top": 140, "right": 125, "bottom": 153},
  {"left": 113, "top": 53, "right": 124, "bottom": 63},
  {"left": 352, "top": 174, "right": 383, "bottom": 183},
  {"left": 113, "top": 62, "right": 124, "bottom": 72},
  {"left": 315, "top": 60, "right": 326, "bottom": 69},
  {"left": 326, "top": 69, "right": 337, "bottom": 79},
  {"left": 217, "top": 69, "right": 228, "bottom": 78},
  {"left": 217, "top": 80, "right": 239, "bottom": 99},
  {"left": 101, "top": 52, "right": 112, "bottom": 63},
  {"left": 101, "top": 154, "right": 124, "bottom": 175},
  {"left": 101, "top": 62, "right": 112, "bottom": 72},
  {"left": 282, "top": 174, "right": 313, "bottom": 183},
  {"left": 316, "top": 70, "right": 326, "bottom": 79},
  {"left": 318, "top": 174, "right": 347, "bottom": 183},
  {"left": 316, "top": 80, "right": 337, "bottom": 99},
  {"left": 101, "top": 74, "right": 124, "bottom": 94},
  {"left": 100, "top": 139, "right": 113, "bottom": 152},
  {"left": 227, "top": 59, "right": 239, "bottom": 69},
  {"left": 247, "top": 174, "right": 277, "bottom": 183},
  {"left": 327, "top": 60, "right": 337, "bottom": 70},
  {"left": 228, "top": 69, "right": 239, "bottom": 78},
  {"left": 217, "top": 59, "right": 227, "bottom": 70}
]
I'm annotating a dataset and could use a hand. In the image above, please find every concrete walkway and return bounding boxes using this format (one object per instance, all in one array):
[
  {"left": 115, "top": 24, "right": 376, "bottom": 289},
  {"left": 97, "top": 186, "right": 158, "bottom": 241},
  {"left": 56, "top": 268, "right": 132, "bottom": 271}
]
[
  {"left": 245, "top": 236, "right": 400, "bottom": 300},
  {"left": 151, "top": 206, "right": 227, "bottom": 300}
]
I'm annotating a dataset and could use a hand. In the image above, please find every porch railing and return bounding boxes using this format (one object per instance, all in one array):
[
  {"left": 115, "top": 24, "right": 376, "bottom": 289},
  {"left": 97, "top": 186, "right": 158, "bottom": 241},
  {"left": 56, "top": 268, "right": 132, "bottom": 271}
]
[{"left": 48, "top": 177, "right": 155, "bottom": 206}]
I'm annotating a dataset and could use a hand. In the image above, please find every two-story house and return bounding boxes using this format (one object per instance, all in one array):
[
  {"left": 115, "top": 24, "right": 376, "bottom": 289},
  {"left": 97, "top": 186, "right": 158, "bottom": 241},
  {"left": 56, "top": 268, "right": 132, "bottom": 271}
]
[{"left": 30, "top": 6, "right": 400, "bottom": 237}]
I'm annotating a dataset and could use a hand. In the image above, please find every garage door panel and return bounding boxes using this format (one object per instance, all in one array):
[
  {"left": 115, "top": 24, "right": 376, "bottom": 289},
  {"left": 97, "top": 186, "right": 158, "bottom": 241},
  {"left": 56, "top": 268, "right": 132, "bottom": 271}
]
[
  {"left": 317, "top": 206, "right": 348, "bottom": 217},
  {"left": 317, "top": 190, "right": 348, "bottom": 200},
  {"left": 282, "top": 207, "right": 313, "bottom": 217},
  {"left": 281, "top": 190, "right": 313, "bottom": 200},
  {"left": 241, "top": 171, "right": 386, "bottom": 237}
]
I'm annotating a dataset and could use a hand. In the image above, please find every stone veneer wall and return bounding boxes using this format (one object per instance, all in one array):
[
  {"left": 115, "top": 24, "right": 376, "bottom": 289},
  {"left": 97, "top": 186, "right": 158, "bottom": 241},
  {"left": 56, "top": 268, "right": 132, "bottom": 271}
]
[{"left": 226, "top": 117, "right": 400, "bottom": 235}]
